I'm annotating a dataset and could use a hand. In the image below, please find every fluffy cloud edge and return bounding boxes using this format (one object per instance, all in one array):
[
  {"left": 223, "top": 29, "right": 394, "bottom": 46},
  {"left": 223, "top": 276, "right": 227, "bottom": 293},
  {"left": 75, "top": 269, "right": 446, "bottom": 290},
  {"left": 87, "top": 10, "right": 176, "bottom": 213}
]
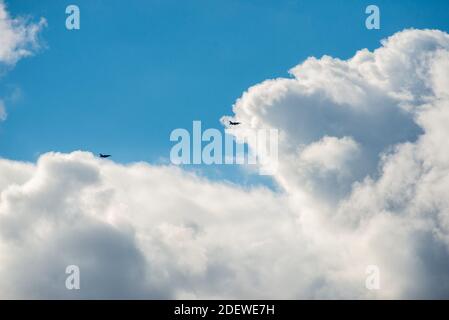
[{"left": 0, "top": 0, "right": 46, "bottom": 66}]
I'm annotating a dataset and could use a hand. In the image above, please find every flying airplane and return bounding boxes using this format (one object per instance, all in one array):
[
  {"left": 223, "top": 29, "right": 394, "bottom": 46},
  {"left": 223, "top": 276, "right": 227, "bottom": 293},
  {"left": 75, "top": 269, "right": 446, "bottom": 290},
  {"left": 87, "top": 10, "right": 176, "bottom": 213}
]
[
  {"left": 229, "top": 121, "right": 241, "bottom": 126},
  {"left": 99, "top": 153, "right": 111, "bottom": 158}
]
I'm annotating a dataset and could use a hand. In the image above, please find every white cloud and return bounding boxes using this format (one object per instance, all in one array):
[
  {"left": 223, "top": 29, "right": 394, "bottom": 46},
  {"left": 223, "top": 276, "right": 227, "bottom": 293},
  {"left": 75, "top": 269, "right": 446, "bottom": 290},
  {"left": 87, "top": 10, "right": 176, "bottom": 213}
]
[
  {"left": 0, "top": 1, "right": 45, "bottom": 122},
  {"left": 0, "top": 0, "right": 46, "bottom": 65},
  {"left": 299, "top": 136, "right": 360, "bottom": 174},
  {"left": 2, "top": 29, "right": 449, "bottom": 299},
  {"left": 0, "top": 99, "right": 6, "bottom": 120},
  {"left": 0, "top": 152, "right": 300, "bottom": 298}
]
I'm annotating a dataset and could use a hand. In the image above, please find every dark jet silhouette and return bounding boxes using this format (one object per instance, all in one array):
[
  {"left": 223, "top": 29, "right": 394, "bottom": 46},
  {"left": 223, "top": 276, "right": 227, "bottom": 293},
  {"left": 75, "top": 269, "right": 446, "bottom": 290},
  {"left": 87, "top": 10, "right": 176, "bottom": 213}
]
[
  {"left": 99, "top": 153, "right": 111, "bottom": 158},
  {"left": 229, "top": 121, "right": 241, "bottom": 126}
]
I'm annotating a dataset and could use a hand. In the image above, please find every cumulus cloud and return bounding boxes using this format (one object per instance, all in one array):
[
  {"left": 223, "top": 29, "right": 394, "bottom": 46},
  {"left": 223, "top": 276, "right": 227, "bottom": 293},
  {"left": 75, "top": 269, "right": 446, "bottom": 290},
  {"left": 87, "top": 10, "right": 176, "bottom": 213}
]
[
  {"left": 1, "top": 29, "right": 449, "bottom": 299},
  {"left": 0, "top": 153, "right": 297, "bottom": 299},
  {"left": 224, "top": 28, "right": 449, "bottom": 298},
  {"left": 299, "top": 136, "right": 359, "bottom": 174}
]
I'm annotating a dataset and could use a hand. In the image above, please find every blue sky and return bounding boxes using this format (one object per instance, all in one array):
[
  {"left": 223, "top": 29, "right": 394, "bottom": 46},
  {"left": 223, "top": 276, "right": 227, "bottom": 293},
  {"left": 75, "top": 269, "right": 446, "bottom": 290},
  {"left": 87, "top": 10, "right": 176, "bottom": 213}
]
[{"left": 1, "top": 0, "right": 449, "bottom": 180}]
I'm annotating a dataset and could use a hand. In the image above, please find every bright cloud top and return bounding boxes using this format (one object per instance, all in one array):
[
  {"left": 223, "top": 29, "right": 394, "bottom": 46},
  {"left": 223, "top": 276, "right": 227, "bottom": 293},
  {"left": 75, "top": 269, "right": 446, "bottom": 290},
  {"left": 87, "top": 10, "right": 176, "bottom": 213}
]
[{"left": 1, "top": 29, "right": 449, "bottom": 299}]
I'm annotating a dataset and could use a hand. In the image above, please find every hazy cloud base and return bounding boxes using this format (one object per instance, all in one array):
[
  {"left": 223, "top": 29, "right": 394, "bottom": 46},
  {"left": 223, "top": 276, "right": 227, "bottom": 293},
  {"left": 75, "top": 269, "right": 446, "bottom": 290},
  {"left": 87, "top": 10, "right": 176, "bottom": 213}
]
[{"left": 1, "top": 28, "right": 449, "bottom": 298}]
